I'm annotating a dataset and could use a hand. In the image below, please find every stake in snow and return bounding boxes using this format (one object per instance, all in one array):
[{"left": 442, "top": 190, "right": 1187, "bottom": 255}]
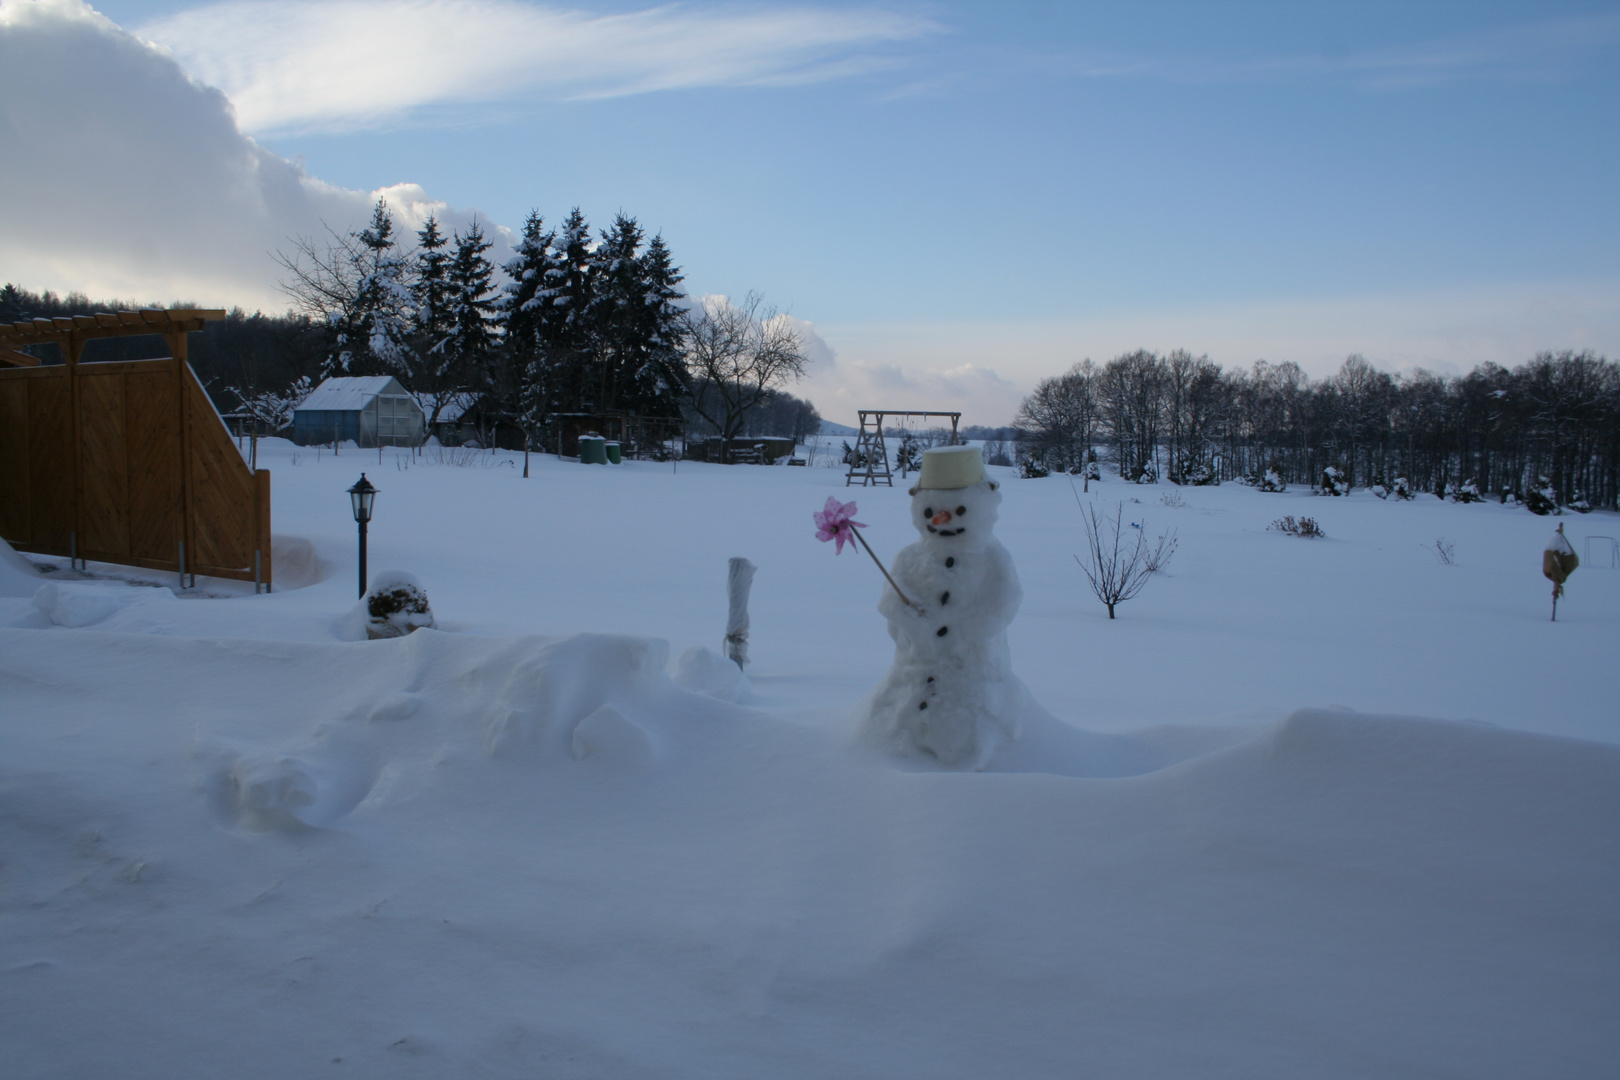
[
  {"left": 724, "top": 556, "right": 756, "bottom": 668},
  {"left": 856, "top": 446, "right": 1024, "bottom": 769}
]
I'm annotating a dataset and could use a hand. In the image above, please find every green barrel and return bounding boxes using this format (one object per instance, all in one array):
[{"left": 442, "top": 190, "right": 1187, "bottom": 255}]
[
  {"left": 579, "top": 436, "right": 607, "bottom": 464},
  {"left": 605, "top": 441, "right": 622, "bottom": 464}
]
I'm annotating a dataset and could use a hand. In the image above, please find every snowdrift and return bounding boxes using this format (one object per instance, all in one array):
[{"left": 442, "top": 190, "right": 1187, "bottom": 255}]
[
  {"left": 0, "top": 535, "right": 44, "bottom": 597},
  {"left": 2, "top": 625, "right": 1615, "bottom": 1079}
]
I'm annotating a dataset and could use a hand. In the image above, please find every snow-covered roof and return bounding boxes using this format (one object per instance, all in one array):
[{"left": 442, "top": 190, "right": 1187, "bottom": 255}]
[{"left": 296, "top": 376, "right": 408, "bottom": 413}]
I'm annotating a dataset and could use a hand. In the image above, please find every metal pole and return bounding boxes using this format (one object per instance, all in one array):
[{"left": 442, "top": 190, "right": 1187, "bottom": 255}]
[
  {"left": 253, "top": 549, "right": 262, "bottom": 595},
  {"left": 69, "top": 529, "right": 77, "bottom": 571},
  {"left": 358, "top": 519, "right": 368, "bottom": 599},
  {"left": 177, "top": 541, "right": 186, "bottom": 591}
]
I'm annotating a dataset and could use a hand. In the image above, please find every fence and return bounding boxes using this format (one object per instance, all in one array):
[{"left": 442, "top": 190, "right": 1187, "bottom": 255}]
[{"left": 0, "top": 309, "right": 271, "bottom": 588}]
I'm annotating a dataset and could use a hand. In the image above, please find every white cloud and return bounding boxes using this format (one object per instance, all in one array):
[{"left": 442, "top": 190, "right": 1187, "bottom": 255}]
[
  {"left": 136, "top": 0, "right": 940, "bottom": 134},
  {"left": 0, "top": 0, "right": 509, "bottom": 309}
]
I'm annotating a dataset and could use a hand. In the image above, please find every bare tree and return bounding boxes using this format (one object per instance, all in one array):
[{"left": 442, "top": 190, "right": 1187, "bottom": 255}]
[
  {"left": 1015, "top": 359, "right": 1099, "bottom": 472},
  {"left": 1073, "top": 496, "right": 1178, "bottom": 618},
  {"left": 679, "top": 292, "right": 808, "bottom": 462},
  {"left": 275, "top": 226, "right": 363, "bottom": 324}
]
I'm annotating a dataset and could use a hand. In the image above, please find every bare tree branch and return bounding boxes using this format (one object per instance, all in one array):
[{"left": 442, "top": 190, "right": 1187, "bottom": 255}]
[{"left": 1073, "top": 494, "right": 1177, "bottom": 619}]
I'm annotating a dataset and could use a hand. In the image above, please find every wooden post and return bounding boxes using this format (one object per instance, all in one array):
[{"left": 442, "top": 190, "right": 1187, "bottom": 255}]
[
  {"left": 65, "top": 330, "right": 84, "bottom": 563},
  {"left": 255, "top": 467, "right": 272, "bottom": 591},
  {"left": 169, "top": 327, "right": 194, "bottom": 580}
]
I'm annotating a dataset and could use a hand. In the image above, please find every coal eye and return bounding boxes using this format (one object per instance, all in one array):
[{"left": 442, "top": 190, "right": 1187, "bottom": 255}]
[
  {"left": 923, "top": 508, "right": 933, "bottom": 517},
  {"left": 956, "top": 506, "right": 966, "bottom": 515}
]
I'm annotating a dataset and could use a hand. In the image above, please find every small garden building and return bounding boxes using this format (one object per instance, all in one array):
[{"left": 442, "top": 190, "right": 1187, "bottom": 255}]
[{"left": 293, "top": 376, "right": 425, "bottom": 448}]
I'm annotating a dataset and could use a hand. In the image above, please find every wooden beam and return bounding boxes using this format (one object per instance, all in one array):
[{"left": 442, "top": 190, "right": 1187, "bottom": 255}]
[
  {"left": 0, "top": 309, "right": 226, "bottom": 349},
  {"left": 0, "top": 347, "right": 40, "bottom": 368}
]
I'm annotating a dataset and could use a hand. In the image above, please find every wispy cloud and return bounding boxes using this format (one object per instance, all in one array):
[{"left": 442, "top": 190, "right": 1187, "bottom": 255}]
[
  {"left": 137, "top": 0, "right": 941, "bottom": 134},
  {"left": 1048, "top": 12, "right": 1620, "bottom": 90}
]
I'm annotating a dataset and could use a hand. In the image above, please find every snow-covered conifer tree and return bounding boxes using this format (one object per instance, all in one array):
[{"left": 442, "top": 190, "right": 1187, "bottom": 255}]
[
  {"left": 326, "top": 199, "right": 414, "bottom": 379},
  {"left": 611, "top": 228, "right": 688, "bottom": 419},
  {"left": 542, "top": 208, "right": 597, "bottom": 409},
  {"left": 410, "top": 215, "right": 459, "bottom": 426},
  {"left": 498, "top": 212, "right": 563, "bottom": 473},
  {"left": 441, "top": 221, "right": 499, "bottom": 442}
]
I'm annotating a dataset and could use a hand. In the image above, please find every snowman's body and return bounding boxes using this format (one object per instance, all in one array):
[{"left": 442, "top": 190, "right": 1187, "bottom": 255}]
[{"left": 862, "top": 476, "right": 1023, "bottom": 768}]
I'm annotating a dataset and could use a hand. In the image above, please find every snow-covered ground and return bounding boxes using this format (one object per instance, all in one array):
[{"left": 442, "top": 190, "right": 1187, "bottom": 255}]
[{"left": 3, "top": 438, "right": 1616, "bottom": 1078}]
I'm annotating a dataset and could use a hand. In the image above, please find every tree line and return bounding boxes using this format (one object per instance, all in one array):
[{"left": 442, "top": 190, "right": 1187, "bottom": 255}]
[
  {"left": 1015, "top": 349, "right": 1620, "bottom": 509},
  {"left": 275, "top": 200, "right": 813, "bottom": 459},
  {"left": 2, "top": 200, "right": 820, "bottom": 462}
]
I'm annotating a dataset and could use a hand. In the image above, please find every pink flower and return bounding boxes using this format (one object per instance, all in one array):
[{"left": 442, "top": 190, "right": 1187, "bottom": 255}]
[{"left": 813, "top": 496, "right": 865, "bottom": 554}]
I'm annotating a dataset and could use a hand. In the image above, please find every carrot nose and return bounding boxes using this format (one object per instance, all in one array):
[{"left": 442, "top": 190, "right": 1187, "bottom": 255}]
[{"left": 931, "top": 510, "right": 952, "bottom": 526}]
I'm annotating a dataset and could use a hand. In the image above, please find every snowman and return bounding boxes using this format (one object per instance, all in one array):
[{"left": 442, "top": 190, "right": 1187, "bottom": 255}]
[{"left": 861, "top": 445, "right": 1023, "bottom": 768}]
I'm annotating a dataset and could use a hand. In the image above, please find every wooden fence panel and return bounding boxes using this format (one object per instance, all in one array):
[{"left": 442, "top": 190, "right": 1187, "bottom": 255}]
[
  {"left": 27, "top": 370, "right": 74, "bottom": 556},
  {"left": 186, "top": 373, "right": 263, "bottom": 579},
  {"left": 0, "top": 358, "right": 270, "bottom": 586},
  {"left": 0, "top": 375, "right": 29, "bottom": 544},
  {"left": 127, "top": 366, "right": 183, "bottom": 566},
  {"left": 78, "top": 368, "right": 130, "bottom": 559}
]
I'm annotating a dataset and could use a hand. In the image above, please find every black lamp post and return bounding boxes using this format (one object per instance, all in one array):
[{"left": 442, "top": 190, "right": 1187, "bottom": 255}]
[{"left": 348, "top": 474, "right": 377, "bottom": 599}]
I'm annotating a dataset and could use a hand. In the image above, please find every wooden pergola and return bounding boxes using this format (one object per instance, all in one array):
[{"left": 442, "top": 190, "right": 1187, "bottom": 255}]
[
  {"left": 0, "top": 308, "right": 276, "bottom": 590},
  {"left": 0, "top": 308, "right": 224, "bottom": 366}
]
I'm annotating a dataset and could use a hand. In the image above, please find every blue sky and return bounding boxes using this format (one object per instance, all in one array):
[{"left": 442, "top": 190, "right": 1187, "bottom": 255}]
[{"left": 4, "top": 1, "right": 1617, "bottom": 424}]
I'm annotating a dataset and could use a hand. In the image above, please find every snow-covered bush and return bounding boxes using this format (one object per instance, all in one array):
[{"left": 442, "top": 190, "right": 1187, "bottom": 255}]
[
  {"left": 1269, "top": 515, "right": 1324, "bottom": 538},
  {"left": 1258, "top": 467, "right": 1286, "bottom": 493},
  {"left": 230, "top": 375, "right": 313, "bottom": 469},
  {"left": 363, "top": 572, "right": 436, "bottom": 639},
  {"left": 1133, "top": 462, "right": 1157, "bottom": 484},
  {"left": 1524, "top": 476, "right": 1559, "bottom": 516},
  {"left": 1452, "top": 478, "right": 1483, "bottom": 504},
  {"left": 840, "top": 440, "right": 867, "bottom": 468},
  {"left": 896, "top": 434, "right": 923, "bottom": 474},
  {"left": 1319, "top": 466, "right": 1348, "bottom": 497},
  {"left": 1019, "top": 455, "right": 1051, "bottom": 479},
  {"left": 1370, "top": 483, "right": 1389, "bottom": 499},
  {"left": 1500, "top": 487, "right": 1517, "bottom": 505},
  {"left": 1175, "top": 462, "right": 1217, "bottom": 486},
  {"left": 1391, "top": 476, "right": 1414, "bottom": 501},
  {"left": 1568, "top": 491, "right": 1593, "bottom": 513}
]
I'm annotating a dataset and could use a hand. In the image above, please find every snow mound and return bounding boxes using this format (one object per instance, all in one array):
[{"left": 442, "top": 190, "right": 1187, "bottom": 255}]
[
  {"left": 202, "top": 740, "right": 381, "bottom": 832},
  {"left": 0, "top": 536, "right": 44, "bottom": 597},
  {"left": 571, "top": 704, "right": 658, "bottom": 764},
  {"left": 31, "top": 580, "right": 176, "bottom": 627},
  {"left": 268, "top": 534, "right": 326, "bottom": 590},
  {"left": 672, "top": 645, "right": 752, "bottom": 701},
  {"left": 469, "top": 632, "right": 672, "bottom": 755}
]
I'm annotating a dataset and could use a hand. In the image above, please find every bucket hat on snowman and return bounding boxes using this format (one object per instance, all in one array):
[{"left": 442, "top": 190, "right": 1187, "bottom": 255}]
[{"left": 910, "top": 445, "right": 996, "bottom": 494}]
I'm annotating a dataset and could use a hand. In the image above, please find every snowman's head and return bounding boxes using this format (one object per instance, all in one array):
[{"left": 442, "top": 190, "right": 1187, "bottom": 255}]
[
  {"left": 910, "top": 480, "right": 1001, "bottom": 547},
  {"left": 908, "top": 446, "right": 1000, "bottom": 548}
]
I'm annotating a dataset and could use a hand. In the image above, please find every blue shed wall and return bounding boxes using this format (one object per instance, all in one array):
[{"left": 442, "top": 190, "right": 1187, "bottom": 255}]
[{"left": 293, "top": 410, "right": 361, "bottom": 446}]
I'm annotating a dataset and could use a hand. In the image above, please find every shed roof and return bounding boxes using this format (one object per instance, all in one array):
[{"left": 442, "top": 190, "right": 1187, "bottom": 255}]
[
  {"left": 428, "top": 392, "right": 480, "bottom": 423},
  {"left": 297, "top": 376, "right": 408, "bottom": 413}
]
